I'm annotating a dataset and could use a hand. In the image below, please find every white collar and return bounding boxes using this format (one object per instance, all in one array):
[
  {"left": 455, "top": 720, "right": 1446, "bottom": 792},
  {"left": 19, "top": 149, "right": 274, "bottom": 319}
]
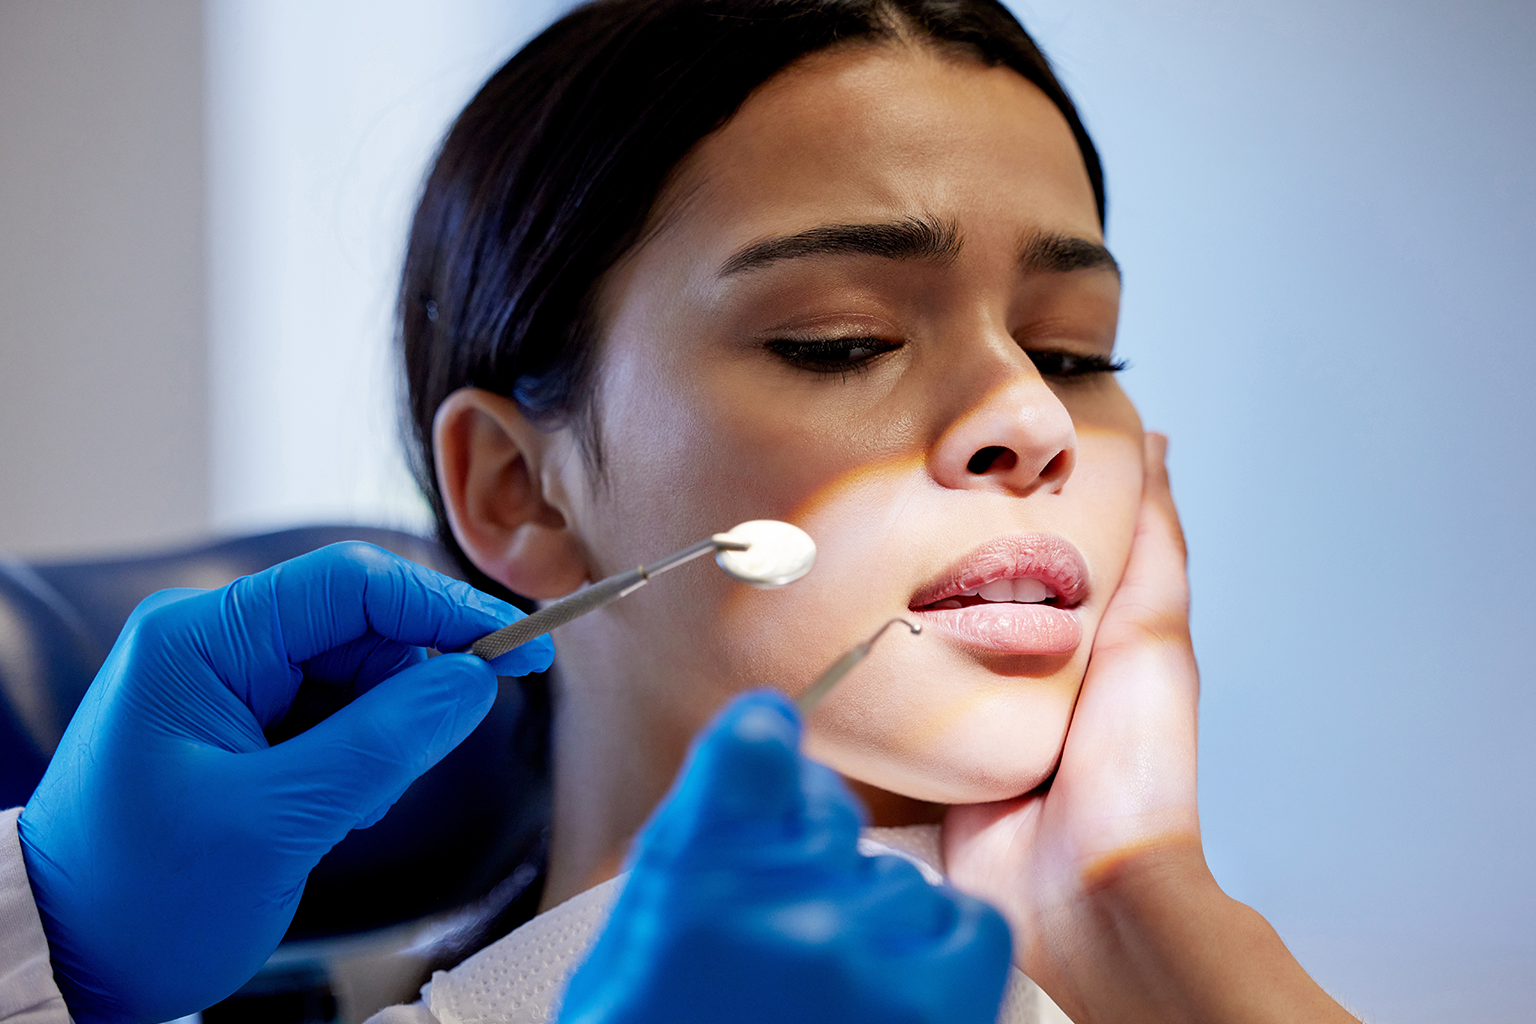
[{"left": 419, "top": 824, "right": 1072, "bottom": 1024}]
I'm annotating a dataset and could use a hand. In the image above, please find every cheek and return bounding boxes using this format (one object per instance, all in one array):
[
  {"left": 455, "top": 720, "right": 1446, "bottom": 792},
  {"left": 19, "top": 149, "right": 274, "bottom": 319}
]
[
  {"left": 712, "top": 461, "right": 930, "bottom": 688},
  {"left": 571, "top": 352, "right": 742, "bottom": 571},
  {"left": 1066, "top": 396, "right": 1145, "bottom": 602},
  {"left": 798, "top": 421, "right": 1145, "bottom": 803},
  {"left": 582, "top": 346, "right": 916, "bottom": 572},
  {"left": 556, "top": 343, "right": 921, "bottom": 724}
]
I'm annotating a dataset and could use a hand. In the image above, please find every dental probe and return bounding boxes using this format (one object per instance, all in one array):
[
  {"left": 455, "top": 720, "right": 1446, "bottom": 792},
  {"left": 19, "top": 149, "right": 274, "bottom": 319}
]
[
  {"left": 796, "top": 618, "right": 921, "bottom": 714},
  {"left": 467, "top": 519, "right": 817, "bottom": 661}
]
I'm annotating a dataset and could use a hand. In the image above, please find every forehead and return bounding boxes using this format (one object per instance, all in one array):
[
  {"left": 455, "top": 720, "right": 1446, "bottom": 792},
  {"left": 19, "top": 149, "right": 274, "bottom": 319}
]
[{"left": 641, "top": 41, "right": 1102, "bottom": 267}]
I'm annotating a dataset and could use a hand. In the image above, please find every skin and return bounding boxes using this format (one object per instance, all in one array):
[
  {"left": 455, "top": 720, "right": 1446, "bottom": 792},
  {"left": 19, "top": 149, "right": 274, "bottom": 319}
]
[{"left": 435, "top": 38, "right": 1358, "bottom": 1024}]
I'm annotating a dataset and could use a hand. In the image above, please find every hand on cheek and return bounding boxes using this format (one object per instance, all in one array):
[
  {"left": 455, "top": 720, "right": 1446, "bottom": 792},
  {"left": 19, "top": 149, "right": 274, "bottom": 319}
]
[{"left": 942, "top": 432, "right": 1204, "bottom": 999}]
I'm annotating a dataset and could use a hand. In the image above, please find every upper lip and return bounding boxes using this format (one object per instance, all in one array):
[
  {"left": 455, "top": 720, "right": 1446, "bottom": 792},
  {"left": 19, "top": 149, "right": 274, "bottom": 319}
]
[{"left": 909, "top": 533, "right": 1090, "bottom": 610}]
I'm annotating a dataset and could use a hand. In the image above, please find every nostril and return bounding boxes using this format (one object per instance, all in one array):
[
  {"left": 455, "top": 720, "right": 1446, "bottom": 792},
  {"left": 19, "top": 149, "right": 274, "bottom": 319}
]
[
  {"left": 1041, "top": 449, "right": 1071, "bottom": 481},
  {"left": 967, "top": 446, "right": 1018, "bottom": 475}
]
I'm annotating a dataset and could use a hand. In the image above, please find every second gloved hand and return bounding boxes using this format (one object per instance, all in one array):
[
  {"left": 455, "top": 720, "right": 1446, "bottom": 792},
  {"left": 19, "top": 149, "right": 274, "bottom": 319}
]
[
  {"left": 18, "top": 542, "right": 554, "bottom": 1024},
  {"left": 558, "top": 691, "right": 1011, "bottom": 1024}
]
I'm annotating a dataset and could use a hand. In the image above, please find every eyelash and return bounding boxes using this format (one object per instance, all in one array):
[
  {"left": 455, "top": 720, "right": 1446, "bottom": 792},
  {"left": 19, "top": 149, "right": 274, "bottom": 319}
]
[
  {"left": 765, "top": 337, "right": 1126, "bottom": 380},
  {"left": 764, "top": 337, "right": 902, "bottom": 376},
  {"left": 1025, "top": 350, "right": 1128, "bottom": 379}
]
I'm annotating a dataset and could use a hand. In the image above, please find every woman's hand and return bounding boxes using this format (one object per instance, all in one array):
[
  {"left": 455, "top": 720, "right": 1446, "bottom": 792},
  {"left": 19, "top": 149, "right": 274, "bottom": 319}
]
[{"left": 944, "top": 435, "right": 1356, "bottom": 1024}]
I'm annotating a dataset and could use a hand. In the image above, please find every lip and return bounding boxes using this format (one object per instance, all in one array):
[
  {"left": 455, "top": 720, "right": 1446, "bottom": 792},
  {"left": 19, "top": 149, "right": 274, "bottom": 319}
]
[{"left": 909, "top": 534, "right": 1089, "bottom": 655}]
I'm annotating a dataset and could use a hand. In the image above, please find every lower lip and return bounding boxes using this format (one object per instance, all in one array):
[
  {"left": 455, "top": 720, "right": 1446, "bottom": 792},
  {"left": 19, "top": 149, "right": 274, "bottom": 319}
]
[{"left": 913, "top": 603, "right": 1082, "bottom": 655}]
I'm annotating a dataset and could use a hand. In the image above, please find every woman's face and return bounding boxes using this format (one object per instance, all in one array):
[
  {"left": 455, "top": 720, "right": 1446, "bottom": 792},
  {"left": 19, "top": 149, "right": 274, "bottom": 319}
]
[{"left": 543, "top": 41, "right": 1143, "bottom": 805}]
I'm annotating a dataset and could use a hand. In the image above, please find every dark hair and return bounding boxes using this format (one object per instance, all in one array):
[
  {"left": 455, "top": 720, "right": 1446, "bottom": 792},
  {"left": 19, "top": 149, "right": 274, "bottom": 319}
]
[{"left": 400, "top": 0, "right": 1105, "bottom": 598}]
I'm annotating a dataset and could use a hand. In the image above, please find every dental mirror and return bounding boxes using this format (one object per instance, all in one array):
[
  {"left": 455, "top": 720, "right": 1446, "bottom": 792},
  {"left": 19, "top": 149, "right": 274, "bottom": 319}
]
[
  {"left": 468, "top": 519, "right": 816, "bottom": 661},
  {"left": 711, "top": 519, "right": 816, "bottom": 588}
]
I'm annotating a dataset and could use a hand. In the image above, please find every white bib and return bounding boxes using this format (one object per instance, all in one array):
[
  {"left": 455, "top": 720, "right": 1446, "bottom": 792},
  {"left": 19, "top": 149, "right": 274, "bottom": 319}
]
[{"left": 377, "top": 825, "right": 1074, "bottom": 1024}]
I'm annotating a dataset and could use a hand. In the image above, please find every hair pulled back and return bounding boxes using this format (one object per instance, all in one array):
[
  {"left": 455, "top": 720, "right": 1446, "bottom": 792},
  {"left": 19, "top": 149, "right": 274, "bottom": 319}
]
[{"left": 400, "top": 0, "right": 1104, "bottom": 597}]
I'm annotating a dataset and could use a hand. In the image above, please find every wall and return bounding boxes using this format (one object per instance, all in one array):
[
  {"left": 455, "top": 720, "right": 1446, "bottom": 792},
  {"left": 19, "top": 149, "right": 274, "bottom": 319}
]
[
  {"left": 0, "top": 0, "right": 207, "bottom": 558},
  {"left": 0, "top": 0, "right": 565, "bottom": 557},
  {"left": 204, "top": 0, "right": 570, "bottom": 537}
]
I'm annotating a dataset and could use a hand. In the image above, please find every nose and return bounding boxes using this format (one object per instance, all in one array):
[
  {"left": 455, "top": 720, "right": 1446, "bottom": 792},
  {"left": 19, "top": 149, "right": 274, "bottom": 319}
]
[{"left": 929, "top": 362, "right": 1076, "bottom": 497}]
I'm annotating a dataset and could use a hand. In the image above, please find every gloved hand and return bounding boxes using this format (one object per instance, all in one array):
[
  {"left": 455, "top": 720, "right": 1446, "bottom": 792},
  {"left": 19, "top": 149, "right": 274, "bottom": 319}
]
[
  {"left": 558, "top": 691, "right": 1011, "bottom": 1024},
  {"left": 18, "top": 542, "right": 553, "bottom": 1024}
]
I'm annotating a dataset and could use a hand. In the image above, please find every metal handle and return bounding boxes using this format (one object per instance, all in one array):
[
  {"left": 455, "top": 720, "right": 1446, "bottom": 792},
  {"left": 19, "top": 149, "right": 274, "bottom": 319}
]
[
  {"left": 465, "top": 536, "right": 751, "bottom": 662},
  {"left": 468, "top": 570, "right": 643, "bottom": 661},
  {"left": 796, "top": 618, "right": 921, "bottom": 714}
]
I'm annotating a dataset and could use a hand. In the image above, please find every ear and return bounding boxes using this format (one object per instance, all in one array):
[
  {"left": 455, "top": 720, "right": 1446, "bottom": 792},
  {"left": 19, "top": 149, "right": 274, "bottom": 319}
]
[{"left": 432, "top": 387, "right": 591, "bottom": 600}]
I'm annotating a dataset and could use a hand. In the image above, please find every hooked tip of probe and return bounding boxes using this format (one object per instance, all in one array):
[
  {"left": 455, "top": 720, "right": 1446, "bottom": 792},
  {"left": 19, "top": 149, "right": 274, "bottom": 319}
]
[{"left": 868, "top": 617, "right": 922, "bottom": 644}]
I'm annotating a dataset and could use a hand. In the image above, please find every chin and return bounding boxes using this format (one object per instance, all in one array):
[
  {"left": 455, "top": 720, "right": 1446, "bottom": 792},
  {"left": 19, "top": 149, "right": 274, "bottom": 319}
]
[
  {"left": 801, "top": 663, "right": 1079, "bottom": 806},
  {"left": 803, "top": 725, "right": 1067, "bottom": 807}
]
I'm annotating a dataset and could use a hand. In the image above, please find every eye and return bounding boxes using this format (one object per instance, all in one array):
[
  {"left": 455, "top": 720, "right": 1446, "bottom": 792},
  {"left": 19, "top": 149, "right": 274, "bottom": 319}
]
[
  {"left": 764, "top": 337, "right": 902, "bottom": 375},
  {"left": 1026, "top": 349, "right": 1127, "bottom": 379}
]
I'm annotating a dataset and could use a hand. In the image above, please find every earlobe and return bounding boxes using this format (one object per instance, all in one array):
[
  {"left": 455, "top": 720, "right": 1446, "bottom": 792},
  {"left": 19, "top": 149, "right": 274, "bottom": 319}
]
[{"left": 432, "top": 388, "right": 591, "bottom": 600}]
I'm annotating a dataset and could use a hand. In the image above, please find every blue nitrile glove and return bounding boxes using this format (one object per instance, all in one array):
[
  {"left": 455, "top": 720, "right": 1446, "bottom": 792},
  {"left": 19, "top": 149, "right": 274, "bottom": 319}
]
[
  {"left": 17, "top": 542, "right": 553, "bottom": 1024},
  {"left": 557, "top": 691, "right": 1011, "bottom": 1024}
]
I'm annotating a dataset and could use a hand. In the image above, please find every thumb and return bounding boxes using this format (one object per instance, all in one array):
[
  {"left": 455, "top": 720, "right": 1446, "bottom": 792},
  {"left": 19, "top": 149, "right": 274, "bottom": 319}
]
[
  {"left": 635, "top": 690, "right": 812, "bottom": 864},
  {"left": 267, "top": 652, "right": 498, "bottom": 837}
]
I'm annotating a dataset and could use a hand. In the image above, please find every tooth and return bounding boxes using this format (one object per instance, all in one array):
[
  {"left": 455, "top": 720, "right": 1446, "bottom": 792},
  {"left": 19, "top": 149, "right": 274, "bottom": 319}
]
[
  {"left": 1013, "top": 578, "right": 1051, "bottom": 603},
  {"left": 960, "top": 588, "right": 979, "bottom": 598},
  {"left": 977, "top": 580, "right": 1014, "bottom": 602}
]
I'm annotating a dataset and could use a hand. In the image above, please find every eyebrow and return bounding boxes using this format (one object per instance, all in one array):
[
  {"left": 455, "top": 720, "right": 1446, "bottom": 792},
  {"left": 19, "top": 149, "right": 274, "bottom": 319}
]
[
  {"left": 715, "top": 217, "right": 1120, "bottom": 281},
  {"left": 718, "top": 216, "right": 963, "bottom": 277},
  {"left": 1019, "top": 231, "right": 1120, "bottom": 279}
]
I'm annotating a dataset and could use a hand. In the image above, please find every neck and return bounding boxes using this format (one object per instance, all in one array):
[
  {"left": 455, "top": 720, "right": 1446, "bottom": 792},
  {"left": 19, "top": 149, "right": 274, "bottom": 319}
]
[
  {"left": 539, "top": 663, "right": 705, "bottom": 910},
  {"left": 541, "top": 709, "right": 946, "bottom": 910}
]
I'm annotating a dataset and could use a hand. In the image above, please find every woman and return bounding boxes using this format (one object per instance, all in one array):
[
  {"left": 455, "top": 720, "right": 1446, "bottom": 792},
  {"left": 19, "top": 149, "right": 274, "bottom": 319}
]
[{"left": 398, "top": 0, "right": 1356, "bottom": 1020}]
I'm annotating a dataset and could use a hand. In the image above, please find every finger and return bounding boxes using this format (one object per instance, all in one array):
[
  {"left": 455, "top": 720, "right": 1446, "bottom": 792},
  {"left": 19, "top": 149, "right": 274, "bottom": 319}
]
[
  {"left": 635, "top": 690, "right": 862, "bottom": 865},
  {"left": 261, "top": 639, "right": 427, "bottom": 741},
  {"left": 116, "top": 587, "right": 206, "bottom": 655},
  {"left": 247, "top": 541, "right": 548, "bottom": 665},
  {"left": 1064, "top": 432, "right": 1200, "bottom": 849},
  {"left": 300, "top": 634, "right": 539, "bottom": 717},
  {"left": 863, "top": 871, "right": 1011, "bottom": 1023},
  {"left": 482, "top": 631, "right": 556, "bottom": 678},
  {"left": 301, "top": 635, "right": 424, "bottom": 697},
  {"left": 265, "top": 652, "right": 499, "bottom": 839},
  {"left": 801, "top": 758, "right": 867, "bottom": 840},
  {"left": 282, "top": 631, "right": 538, "bottom": 737},
  {"left": 639, "top": 690, "right": 802, "bottom": 860},
  {"left": 930, "top": 890, "right": 1014, "bottom": 1023},
  {"left": 1092, "top": 432, "right": 1190, "bottom": 654}
]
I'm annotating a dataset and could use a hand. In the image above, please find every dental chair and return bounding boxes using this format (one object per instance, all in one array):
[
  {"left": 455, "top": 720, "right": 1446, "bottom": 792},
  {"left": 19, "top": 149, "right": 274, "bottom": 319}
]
[{"left": 0, "top": 528, "right": 552, "bottom": 1023}]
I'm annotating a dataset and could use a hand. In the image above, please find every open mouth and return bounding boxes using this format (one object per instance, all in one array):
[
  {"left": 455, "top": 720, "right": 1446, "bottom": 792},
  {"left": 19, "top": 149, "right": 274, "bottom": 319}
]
[
  {"left": 909, "top": 533, "right": 1087, "bottom": 611},
  {"left": 920, "top": 576, "right": 1057, "bottom": 611},
  {"left": 908, "top": 534, "right": 1088, "bottom": 655}
]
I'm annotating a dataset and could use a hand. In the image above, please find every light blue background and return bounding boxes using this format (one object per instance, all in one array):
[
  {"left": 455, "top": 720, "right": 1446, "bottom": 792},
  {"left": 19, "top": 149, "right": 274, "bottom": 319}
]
[{"left": 1011, "top": 1, "right": 1535, "bottom": 1019}]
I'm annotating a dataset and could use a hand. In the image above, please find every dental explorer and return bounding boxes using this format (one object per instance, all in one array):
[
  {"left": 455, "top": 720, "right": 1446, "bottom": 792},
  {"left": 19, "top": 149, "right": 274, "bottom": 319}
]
[{"left": 795, "top": 617, "right": 922, "bottom": 714}]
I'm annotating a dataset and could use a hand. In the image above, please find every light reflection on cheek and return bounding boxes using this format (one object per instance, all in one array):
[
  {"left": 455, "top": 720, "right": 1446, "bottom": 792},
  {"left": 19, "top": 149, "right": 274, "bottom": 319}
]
[{"left": 711, "top": 453, "right": 927, "bottom": 688}]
